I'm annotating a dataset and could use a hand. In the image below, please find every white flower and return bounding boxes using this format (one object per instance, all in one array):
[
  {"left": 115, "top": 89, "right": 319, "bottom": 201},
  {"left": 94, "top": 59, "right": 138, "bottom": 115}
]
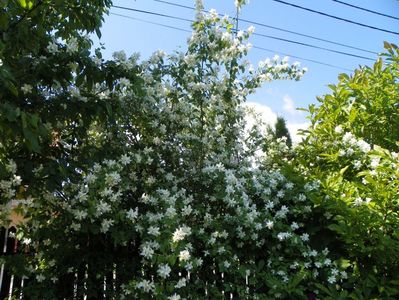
[
  {"left": 68, "top": 86, "right": 81, "bottom": 98},
  {"left": 70, "top": 222, "right": 81, "bottom": 231},
  {"left": 12, "top": 175, "right": 22, "bottom": 186},
  {"left": 105, "top": 172, "right": 121, "bottom": 186},
  {"left": 247, "top": 25, "right": 255, "bottom": 34},
  {"left": 172, "top": 226, "right": 191, "bottom": 243},
  {"left": 165, "top": 207, "right": 176, "bottom": 218},
  {"left": 157, "top": 263, "right": 171, "bottom": 278},
  {"left": 277, "top": 232, "right": 292, "bottom": 241},
  {"left": 36, "top": 274, "right": 46, "bottom": 282},
  {"left": 100, "top": 219, "right": 114, "bottom": 233},
  {"left": 357, "top": 139, "right": 370, "bottom": 153},
  {"left": 113, "top": 50, "right": 127, "bottom": 61},
  {"left": 74, "top": 210, "right": 87, "bottom": 220},
  {"left": 126, "top": 207, "right": 138, "bottom": 221},
  {"left": 85, "top": 173, "right": 97, "bottom": 184},
  {"left": 291, "top": 222, "right": 299, "bottom": 230},
  {"left": 47, "top": 41, "right": 59, "bottom": 54},
  {"left": 224, "top": 261, "right": 231, "bottom": 268},
  {"left": 120, "top": 154, "right": 131, "bottom": 165},
  {"left": 92, "top": 56, "right": 102, "bottom": 66},
  {"left": 22, "top": 238, "right": 31, "bottom": 245},
  {"left": 148, "top": 226, "right": 160, "bottom": 236},
  {"left": 338, "top": 149, "right": 346, "bottom": 156},
  {"left": 140, "top": 245, "right": 154, "bottom": 259},
  {"left": 327, "top": 275, "right": 336, "bottom": 284},
  {"left": 21, "top": 84, "right": 33, "bottom": 94},
  {"left": 181, "top": 205, "right": 192, "bottom": 216},
  {"left": 353, "top": 160, "right": 362, "bottom": 170},
  {"left": 346, "top": 148, "right": 354, "bottom": 155},
  {"left": 96, "top": 201, "right": 111, "bottom": 215},
  {"left": 146, "top": 176, "right": 156, "bottom": 185},
  {"left": 119, "top": 77, "right": 131, "bottom": 89},
  {"left": 266, "top": 220, "right": 274, "bottom": 229},
  {"left": 66, "top": 37, "right": 79, "bottom": 54},
  {"left": 175, "top": 278, "right": 187, "bottom": 288},
  {"left": 370, "top": 157, "right": 380, "bottom": 168},
  {"left": 300, "top": 233, "right": 309, "bottom": 242},
  {"left": 0, "top": 58, "right": 3, "bottom": 66},
  {"left": 168, "top": 294, "right": 181, "bottom": 300},
  {"left": 334, "top": 125, "right": 343, "bottom": 133},
  {"left": 179, "top": 250, "right": 190, "bottom": 262},
  {"left": 353, "top": 197, "right": 363, "bottom": 207},
  {"left": 209, "top": 8, "right": 218, "bottom": 19},
  {"left": 136, "top": 279, "right": 155, "bottom": 293}
]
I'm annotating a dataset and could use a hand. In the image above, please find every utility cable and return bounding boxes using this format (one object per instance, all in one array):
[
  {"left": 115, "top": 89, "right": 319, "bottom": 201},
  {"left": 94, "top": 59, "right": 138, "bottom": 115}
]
[
  {"left": 110, "top": 11, "right": 354, "bottom": 72},
  {"left": 270, "top": 0, "right": 399, "bottom": 35},
  {"left": 112, "top": 5, "right": 192, "bottom": 23},
  {"left": 331, "top": 0, "right": 399, "bottom": 21},
  {"left": 252, "top": 46, "right": 353, "bottom": 72},
  {"left": 110, "top": 12, "right": 191, "bottom": 33},
  {"left": 112, "top": 5, "right": 375, "bottom": 61},
  {"left": 153, "top": 0, "right": 378, "bottom": 55},
  {"left": 253, "top": 32, "right": 373, "bottom": 61}
]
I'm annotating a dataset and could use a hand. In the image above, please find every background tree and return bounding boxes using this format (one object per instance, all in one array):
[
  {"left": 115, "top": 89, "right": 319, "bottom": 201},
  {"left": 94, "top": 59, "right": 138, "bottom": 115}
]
[{"left": 274, "top": 116, "right": 292, "bottom": 148}]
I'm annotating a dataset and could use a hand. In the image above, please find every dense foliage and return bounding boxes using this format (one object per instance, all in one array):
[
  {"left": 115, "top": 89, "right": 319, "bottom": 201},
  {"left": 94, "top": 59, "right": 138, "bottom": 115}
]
[{"left": 297, "top": 43, "right": 399, "bottom": 299}]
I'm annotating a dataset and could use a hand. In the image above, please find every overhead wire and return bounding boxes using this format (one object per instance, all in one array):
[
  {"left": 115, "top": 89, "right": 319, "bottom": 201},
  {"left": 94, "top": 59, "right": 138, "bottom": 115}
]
[
  {"left": 331, "top": 0, "right": 399, "bottom": 21},
  {"left": 153, "top": 0, "right": 378, "bottom": 55},
  {"left": 112, "top": 5, "right": 192, "bottom": 23},
  {"left": 109, "top": 11, "right": 354, "bottom": 72},
  {"left": 112, "top": 5, "right": 375, "bottom": 61},
  {"left": 270, "top": 0, "right": 399, "bottom": 36},
  {"left": 110, "top": 12, "right": 191, "bottom": 33}
]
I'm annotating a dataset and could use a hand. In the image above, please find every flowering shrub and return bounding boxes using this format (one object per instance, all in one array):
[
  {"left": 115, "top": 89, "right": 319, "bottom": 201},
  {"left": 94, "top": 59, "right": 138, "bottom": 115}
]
[
  {"left": 297, "top": 44, "right": 399, "bottom": 298},
  {"left": 0, "top": 1, "right": 350, "bottom": 299}
]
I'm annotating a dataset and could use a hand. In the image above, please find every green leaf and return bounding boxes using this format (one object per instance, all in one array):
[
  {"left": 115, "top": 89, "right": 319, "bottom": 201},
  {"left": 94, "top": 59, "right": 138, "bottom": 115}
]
[
  {"left": 18, "top": 0, "right": 27, "bottom": 8},
  {"left": 95, "top": 27, "right": 102, "bottom": 39},
  {"left": 0, "top": 0, "right": 8, "bottom": 8},
  {"left": 339, "top": 165, "right": 349, "bottom": 175},
  {"left": 0, "top": 11, "right": 8, "bottom": 30}
]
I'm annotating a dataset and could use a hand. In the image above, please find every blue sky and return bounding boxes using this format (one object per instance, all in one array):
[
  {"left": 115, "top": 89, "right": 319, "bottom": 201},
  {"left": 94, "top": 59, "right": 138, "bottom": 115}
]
[{"left": 93, "top": 0, "right": 398, "bottom": 139}]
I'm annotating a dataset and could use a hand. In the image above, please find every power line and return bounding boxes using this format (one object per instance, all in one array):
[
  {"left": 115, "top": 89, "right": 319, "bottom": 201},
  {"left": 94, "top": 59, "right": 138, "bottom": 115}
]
[
  {"left": 252, "top": 46, "right": 353, "bottom": 72},
  {"left": 112, "top": 5, "right": 192, "bottom": 23},
  {"left": 331, "top": 0, "right": 399, "bottom": 21},
  {"left": 110, "top": 11, "right": 353, "bottom": 72},
  {"left": 270, "top": 0, "right": 399, "bottom": 36},
  {"left": 112, "top": 5, "right": 375, "bottom": 61},
  {"left": 154, "top": 0, "right": 377, "bottom": 55},
  {"left": 254, "top": 32, "right": 374, "bottom": 61},
  {"left": 110, "top": 12, "right": 191, "bottom": 33}
]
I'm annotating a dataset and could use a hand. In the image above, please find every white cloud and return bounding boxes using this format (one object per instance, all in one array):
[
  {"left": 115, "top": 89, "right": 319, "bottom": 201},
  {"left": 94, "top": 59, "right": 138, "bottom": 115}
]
[
  {"left": 243, "top": 102, "right": 277, "bottom": 128},
  {"left": 287, "top": 122, "right": 309, "bottom": 144},
  {"left": 243, "top": 101, "right": 309, "bottom": 145},
  {"left": 283, "top": 95, "right": 301, "bottom": 115}
]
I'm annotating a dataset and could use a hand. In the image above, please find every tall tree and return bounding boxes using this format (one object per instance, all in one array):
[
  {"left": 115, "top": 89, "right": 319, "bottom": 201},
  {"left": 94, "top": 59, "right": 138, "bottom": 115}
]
[{"left": 274, "top": 116, "right": 292, "bottom": 148}]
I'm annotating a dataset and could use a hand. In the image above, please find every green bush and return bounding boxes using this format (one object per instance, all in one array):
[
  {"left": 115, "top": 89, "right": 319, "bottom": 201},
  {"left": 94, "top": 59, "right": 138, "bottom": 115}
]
[{"left": 297, "top": 43, "right": 399, "bottom": 299}]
